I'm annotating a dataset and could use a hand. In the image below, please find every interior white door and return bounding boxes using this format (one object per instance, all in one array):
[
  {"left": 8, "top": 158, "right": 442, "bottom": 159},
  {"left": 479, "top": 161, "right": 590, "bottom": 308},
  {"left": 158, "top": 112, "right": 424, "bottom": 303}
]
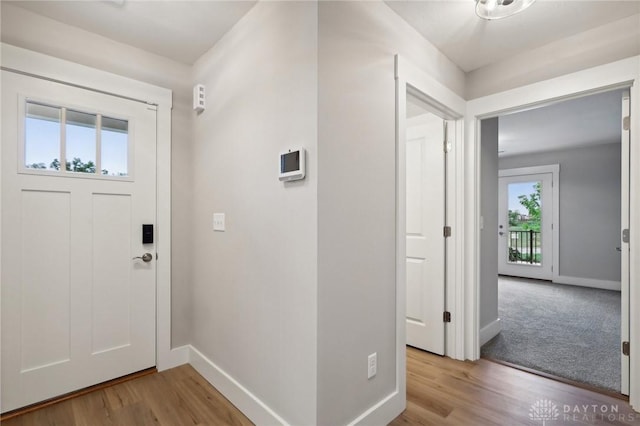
[
  {"left": 1, "top": 71, "right": 157, "bottom": 412},
  {"left": 405, "top": 112, "right": 446, "bottom": 355},
  {"left": 621, "top": 90, "right": 630, "bottom": 396},
  {"left": 498, "top": 172, "right": 553, "bottom": 280}
]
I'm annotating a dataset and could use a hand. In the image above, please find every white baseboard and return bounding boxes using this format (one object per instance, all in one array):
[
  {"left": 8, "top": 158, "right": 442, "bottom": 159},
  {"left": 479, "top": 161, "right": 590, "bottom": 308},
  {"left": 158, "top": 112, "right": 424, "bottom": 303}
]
[
  {"left": 188, "top": 345, "right": 289, "bottom": 426},
  {"left": 348, "top": 390, "right": 404, "bottom": 426},
  {"left": 157, "top": 345, "right": 190, "bottom": 371},
  {"left": 187, "top": 344, "right": 404, "bottom": 426},
  {"left": 554, "top": 275, "right": 621, "bottom": 291},
  {"left": 479, "top": 318, "right": 502, "bottom": 347}
]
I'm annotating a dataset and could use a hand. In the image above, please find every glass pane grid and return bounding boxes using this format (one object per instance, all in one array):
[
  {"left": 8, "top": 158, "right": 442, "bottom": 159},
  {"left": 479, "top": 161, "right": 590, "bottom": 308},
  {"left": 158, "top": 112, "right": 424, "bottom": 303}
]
[{"left": 23, "top": 101, "right": 129, "bottom": 178}]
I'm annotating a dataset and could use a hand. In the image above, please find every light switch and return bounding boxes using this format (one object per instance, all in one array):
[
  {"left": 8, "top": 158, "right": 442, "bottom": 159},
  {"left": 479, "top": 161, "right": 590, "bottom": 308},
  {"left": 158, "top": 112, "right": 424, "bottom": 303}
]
[{"left": 213, "top": 213, "right": 225, "bottom": 231}]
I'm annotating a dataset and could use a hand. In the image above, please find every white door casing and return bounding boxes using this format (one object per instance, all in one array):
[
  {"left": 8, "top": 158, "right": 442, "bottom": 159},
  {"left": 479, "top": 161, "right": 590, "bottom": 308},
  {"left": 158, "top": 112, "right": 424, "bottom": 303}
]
[
  {"left": 466, "top": 57, "right": 639, "bottom": 409},
  {"left": 405, "top": 113, "right": 445, "bottom": 355},
  {"left": 498, "top": 169, "right": 555, "bottom": 281},
  {"left": 621, "top": 90, "right": 630, "bottom": 396},
  {"left": 1, "top": 70, "right": 157, "bottom": 412}
]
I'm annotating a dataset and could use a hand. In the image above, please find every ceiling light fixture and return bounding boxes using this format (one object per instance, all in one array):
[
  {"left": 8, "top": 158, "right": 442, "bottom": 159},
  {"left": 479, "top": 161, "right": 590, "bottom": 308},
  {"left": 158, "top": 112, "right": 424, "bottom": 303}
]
[{"left": 475, "top": 0, "right": 536, "bottom": 20}]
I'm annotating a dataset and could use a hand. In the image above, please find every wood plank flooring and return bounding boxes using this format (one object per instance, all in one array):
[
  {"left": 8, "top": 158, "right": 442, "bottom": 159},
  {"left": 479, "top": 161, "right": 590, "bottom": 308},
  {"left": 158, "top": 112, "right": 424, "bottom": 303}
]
[
  {"left": 392, "top": 347, "right": 638, "bottom": 425},
  {"left": 3, "top": 347, "right": 638, "bottom": 425},
  {"left": 1, "top": 364, "right": 252, "bottom": 426}
]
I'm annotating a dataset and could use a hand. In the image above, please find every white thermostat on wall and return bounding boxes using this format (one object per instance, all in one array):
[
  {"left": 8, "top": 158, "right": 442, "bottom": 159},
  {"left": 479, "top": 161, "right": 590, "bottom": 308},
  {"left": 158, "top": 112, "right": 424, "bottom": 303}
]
[{"left": 279, "top": 147, "right": 306, "bottom": 182}]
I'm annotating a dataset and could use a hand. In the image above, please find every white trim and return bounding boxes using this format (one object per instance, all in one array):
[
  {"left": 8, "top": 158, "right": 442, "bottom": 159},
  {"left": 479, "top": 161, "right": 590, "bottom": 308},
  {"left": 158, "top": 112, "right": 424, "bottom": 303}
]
[
  {"left": 1, "top": 44, "right": 172, "bottom": 107},
  {"left": 162, "top": 345, "right": 190, "bottom": 370},
  {"left": 348, "top": 391, "right": 402, "bottom": 426},
  {"left": 479, "top": 318, "right": 501, "bottom": 347},
  {"left": 396, "top": 55, "right": 466, "bottom": 362},
  {"left": 396, "top": 55, "right": 467, "bottom": 362},
  {"left": 395, "top": 55, "right": 466, "bottom": 366},
  {"left": 499, "top": 165, "right": 560, "bottom": 283},
  {"left": 621, "top": 89, "right": 631, "bottom": 396},
  {"left": 1, "top": 44, "right": 176, "bottom": 374},
  {"left": 498, "top": 165, "right": 559, "bottom": 177},
  {"left": 188, "top": 345, "right": 289, "bottom": 426},
  {"left": 466, "top": 56, "right": 640, "bottom": 410},
  {"left": 553, "top": 276, "right": 621, "bottom": 292}
]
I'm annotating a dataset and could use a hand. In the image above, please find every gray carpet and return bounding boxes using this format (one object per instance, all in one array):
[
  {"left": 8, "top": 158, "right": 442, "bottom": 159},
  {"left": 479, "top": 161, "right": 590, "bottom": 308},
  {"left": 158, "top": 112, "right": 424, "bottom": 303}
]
[{"left": 481, "top": 277, "right": 621, "bottom": 392}]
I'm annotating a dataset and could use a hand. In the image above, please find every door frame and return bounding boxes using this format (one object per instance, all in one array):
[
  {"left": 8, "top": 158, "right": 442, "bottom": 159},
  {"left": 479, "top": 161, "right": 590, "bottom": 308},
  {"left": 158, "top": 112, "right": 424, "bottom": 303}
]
[
  {"left": 393, "top": 54, "right": 466, "bottom": 417},
  {"left": 466, "top": 56, "right": 640, "bottom": 408},
  {"left": 498, "top": 165, "right": 559, "bottom": 281},
  {"left": 0, "top": 43, "right": 185, "bottom": 372}
]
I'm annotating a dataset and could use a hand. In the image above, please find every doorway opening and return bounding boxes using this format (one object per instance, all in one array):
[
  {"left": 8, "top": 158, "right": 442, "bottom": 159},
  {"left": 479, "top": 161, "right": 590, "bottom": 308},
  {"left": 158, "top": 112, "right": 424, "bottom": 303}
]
[
  {"left": 404, "top": 90, "right": 452, "bottom": 355},
  {"left": 479, "top": 88, "right": 630, "bottom": 396}
]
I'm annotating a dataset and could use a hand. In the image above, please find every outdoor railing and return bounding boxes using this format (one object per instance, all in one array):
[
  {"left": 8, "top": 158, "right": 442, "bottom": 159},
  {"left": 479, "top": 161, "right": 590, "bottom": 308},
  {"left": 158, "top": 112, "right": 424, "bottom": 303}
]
[{"left": 508, "top": 230, "right": 541, "bottom": 265}]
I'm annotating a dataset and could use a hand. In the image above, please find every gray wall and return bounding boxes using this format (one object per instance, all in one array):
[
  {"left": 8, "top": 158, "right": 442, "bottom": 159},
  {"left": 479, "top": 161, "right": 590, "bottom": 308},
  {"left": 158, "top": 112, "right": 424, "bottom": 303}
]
[
  {"left": 1, "top": 3, "right": 194, "bottom": 348},
  {"left": 190, "top": 3, "right": 318, "bottom": 424},
  {"left": 500, "top": 143, "right": 622, "bottom": 282},
  {"left": 317, "top": 2, "right": 465, "bottom": 425},
  {"left": 480, "top": 118, "right": 499, "bottom": 329}
]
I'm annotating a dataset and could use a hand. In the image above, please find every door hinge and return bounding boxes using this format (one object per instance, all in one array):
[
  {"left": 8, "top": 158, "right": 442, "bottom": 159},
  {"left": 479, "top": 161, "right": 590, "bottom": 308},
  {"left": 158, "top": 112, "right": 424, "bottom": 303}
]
[
  {"left": 443, "top": 311, "right": 451, "bottom": 323},
  {"left": 623, "top": 229, "right": 630, "bottom": 243},
  {"left": 444, "top": 226, "right": 452, "bottom": 238},
  {"left": 443, "top": 121, "right": 452, "bottom": 153},
  {"left": 623, "top": 341, "right": 630, "bottom": 356},
  {"left": 623, "top": 116, "right": 630, "bottom": 131}
]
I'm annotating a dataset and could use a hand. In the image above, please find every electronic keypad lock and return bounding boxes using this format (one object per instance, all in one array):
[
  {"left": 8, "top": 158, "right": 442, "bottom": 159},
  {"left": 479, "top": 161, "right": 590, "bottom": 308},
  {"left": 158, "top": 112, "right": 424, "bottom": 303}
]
[{"left": 142, "top": 224, "right": 154, "bottom": 244}]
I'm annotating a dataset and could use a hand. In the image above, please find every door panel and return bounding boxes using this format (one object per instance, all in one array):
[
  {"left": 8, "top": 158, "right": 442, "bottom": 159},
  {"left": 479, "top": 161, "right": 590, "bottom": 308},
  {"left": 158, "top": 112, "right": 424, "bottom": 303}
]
[
  {"left": 405, "top": 112, "right": 445, "bottom": 355},
  {"left": 20, "top": 190, "right": 72, "bottom": 371},
  {"left": 1, "top": 70, "right": 157, "bottom": 412}
]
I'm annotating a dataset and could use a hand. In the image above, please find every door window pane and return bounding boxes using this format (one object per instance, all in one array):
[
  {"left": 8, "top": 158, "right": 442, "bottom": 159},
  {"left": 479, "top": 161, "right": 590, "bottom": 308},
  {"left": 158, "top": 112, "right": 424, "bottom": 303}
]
[
  {"left": 66, "top": 110, "right": 97, "bottom": 173},
  {"left": 25, "top": 102, "right": 60, "bottom": 170},
  {"left": 101, "top": 117, "right": 128, "bottom": 177},
  {"left": 507, "top": 181, "right": 542, "bottom": 265}
]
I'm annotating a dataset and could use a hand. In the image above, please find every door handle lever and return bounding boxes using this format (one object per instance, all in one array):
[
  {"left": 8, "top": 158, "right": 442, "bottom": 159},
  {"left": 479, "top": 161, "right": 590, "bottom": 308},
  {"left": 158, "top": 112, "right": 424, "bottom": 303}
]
[{"left": 133, "top": 253, "right": 153, "bottom": 262}]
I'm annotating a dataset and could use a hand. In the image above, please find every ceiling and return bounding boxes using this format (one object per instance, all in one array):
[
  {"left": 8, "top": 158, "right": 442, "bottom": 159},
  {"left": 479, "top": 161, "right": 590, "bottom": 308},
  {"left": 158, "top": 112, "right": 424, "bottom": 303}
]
[
  {"left": 6, "top": 1, "right": 257, "bottom": 65},
  {"left": 385, "top": 1, "right": 640, "bottom": 72},
  {"left": 7, "top": 2, "right": 627, "bottom": 159},
  {"left": 8, "top": 1, "right": 640, "bottom": 71},
  {"left": 498, "top": 89, "right": 624, "bottom": 157}
]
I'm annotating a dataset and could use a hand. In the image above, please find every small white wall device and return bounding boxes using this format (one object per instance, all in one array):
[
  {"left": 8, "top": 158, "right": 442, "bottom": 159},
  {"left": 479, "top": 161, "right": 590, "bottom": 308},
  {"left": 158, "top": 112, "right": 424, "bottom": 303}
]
[
  {"left": 279, "top": 147, "right": 306, "bottom": 182},
  {"left": 193, "top": 84, "right": 205, "bottom": 112}
]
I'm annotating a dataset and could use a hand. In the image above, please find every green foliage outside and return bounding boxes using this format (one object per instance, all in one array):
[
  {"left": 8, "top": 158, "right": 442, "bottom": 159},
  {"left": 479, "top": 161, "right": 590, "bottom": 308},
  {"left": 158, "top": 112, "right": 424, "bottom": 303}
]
[
  {"left": 27, "top": 158, "right": 110, "bottom": 175},
  {"left": 508, "top": 182, "right": 541, "bottom": 232}
]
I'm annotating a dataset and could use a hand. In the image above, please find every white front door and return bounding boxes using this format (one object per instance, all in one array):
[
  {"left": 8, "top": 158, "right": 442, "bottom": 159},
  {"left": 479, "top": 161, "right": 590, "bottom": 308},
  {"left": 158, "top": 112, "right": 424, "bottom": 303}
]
[
  {"left": 1, "top": 71, "right": 157, "bottom": 412},
  {"left": 405, "top": 112, "right": 446, "bottom": 355},
  {"left": 498, "top": 171, "right": 554, "bottom": 281}
]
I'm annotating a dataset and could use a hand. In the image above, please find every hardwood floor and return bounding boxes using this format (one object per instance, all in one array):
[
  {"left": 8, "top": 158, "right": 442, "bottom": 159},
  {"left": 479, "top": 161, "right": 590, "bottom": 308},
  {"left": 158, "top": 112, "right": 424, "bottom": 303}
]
[
  {"left": 392, "top": 346, "right": 638, "bottom": 425},
  {"left": 1, "top": 365, "right": 252, "bottom": 426},
  {"left": 3, "top": 348, "right": 638, "bottom": 425}
]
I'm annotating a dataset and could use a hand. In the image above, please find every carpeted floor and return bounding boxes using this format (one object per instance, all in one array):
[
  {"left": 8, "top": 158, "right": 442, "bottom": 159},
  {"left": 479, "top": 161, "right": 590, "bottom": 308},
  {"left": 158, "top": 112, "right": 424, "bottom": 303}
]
[{"left": 481, "top": 276, "right": 621, "bottom": 392}]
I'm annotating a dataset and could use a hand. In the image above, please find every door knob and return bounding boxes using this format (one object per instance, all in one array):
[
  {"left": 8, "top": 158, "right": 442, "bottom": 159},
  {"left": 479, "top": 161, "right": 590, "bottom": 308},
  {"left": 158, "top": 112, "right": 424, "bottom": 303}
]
[
  {"left": 499, "top": 232, "right": 504, "bottom": 236},
  {"left": 133, "top": 253, "right": 153, "bottom": 262}
]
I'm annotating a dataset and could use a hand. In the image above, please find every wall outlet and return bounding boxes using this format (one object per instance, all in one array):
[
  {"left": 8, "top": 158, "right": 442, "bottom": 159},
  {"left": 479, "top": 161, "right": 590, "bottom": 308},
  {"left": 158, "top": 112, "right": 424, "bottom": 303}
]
[
  {"left": 367, "top": 352, "right": 377, "bottom": 379},
  {"left": 213, "top": 213, "right": 225, "bottom": 231}
]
